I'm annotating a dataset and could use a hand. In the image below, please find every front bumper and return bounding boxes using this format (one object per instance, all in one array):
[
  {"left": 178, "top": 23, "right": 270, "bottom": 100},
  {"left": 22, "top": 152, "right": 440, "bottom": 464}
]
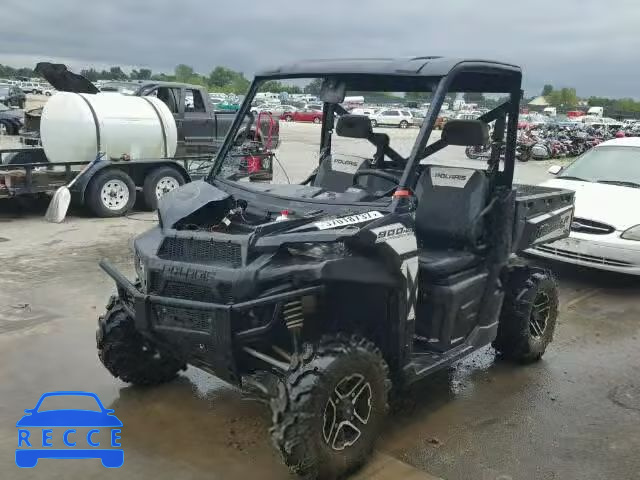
[
  {"left": 99, "top": 259, "right": 322, "bottom": 382},
  {"left": 526, "top": 233, "right": 640, "bottom": 275}
]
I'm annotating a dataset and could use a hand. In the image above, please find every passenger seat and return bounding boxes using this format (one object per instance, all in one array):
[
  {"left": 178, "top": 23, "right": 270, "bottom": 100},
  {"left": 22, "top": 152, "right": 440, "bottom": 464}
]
[{"left": 414, "top": 166, "right": 489, "bottom": 279}]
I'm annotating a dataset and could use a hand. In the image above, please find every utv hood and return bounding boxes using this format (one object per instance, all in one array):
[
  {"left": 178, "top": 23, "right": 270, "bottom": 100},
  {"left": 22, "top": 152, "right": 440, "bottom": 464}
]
[
  {"left": 34, "top": 62, "right": 99, "bottom": 94},
  {"left": 157, "top": 180, "right": 382, "bottom": 244}
]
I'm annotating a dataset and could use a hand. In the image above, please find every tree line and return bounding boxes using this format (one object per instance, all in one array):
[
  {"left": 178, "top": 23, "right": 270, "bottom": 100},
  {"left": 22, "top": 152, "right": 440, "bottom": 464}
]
[
  {"left": 0, "top": 63, "right": 316, "bottom": 95},
  {"left": 540, "top": 84, "right": 640, "bottom": 115}
]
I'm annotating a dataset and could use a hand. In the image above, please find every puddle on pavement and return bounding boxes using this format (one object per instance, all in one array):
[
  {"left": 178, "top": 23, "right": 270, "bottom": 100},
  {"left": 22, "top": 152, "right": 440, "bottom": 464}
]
[
  {"left": 0, "top": 303, "right": 55, "bottom": 335},
  {"left": 102, "top": 373, "right": 290, "bottom": 479}
]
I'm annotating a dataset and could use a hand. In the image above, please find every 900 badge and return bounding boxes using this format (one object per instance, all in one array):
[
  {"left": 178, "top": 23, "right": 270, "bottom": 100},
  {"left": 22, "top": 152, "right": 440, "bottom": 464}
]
[{"left": 372, "top": 223, "right": 413, "bottom": 243}]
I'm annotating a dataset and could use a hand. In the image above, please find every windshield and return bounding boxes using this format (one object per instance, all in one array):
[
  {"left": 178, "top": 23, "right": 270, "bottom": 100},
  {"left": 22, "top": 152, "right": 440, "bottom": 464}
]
[
  {"left": 212, "top": 78, "right": 431, "bottom": 202},
  {"left": 210, "top": 76, "right": 511, "bottom": 202},
  {"left": 560, "top": 146, "right": 640, "bottom": 185}
]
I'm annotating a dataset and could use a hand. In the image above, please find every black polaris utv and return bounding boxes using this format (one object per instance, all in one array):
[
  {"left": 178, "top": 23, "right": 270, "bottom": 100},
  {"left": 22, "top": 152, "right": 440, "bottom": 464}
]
[{"left": 97, "top": 57, "right": 575, "bottom": 479}]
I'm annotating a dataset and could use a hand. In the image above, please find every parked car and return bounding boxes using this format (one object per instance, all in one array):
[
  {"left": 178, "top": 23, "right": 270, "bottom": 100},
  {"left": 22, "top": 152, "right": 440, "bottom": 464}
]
[
  {"left": 283, "top": 106, "right": 323, "bottom": 123},
  {"left": 0, "top": 85, "right": 26, "bottom": 108},
  {"left": 0, "top": 103, "right": 23, "bottom": 135},
  {"left": 350, "top": 107, "right": 377, "bottom": 116},
  {"left": 369, "top": 109, "right": 413, "bottom": 128},
  {"left": 410, "top": 109, "right": 427, "bottom": 127},
  {"left": 528, "top": 137, "right": 640, "bottom": 275},
  {"left": 19, "top": 82, "right": 44, "bottom": 94},
  {"left": 455, "top": 112, "right": 480, "bottom": 120},
  {"left": 254, "top": 104, "right": 297, "bottom": 116}
]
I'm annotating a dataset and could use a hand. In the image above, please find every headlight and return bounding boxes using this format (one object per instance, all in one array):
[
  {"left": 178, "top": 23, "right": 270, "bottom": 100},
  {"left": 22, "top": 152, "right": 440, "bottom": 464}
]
[
  {"left": 286, "top": 242, "right": 346, "bottom": 260},
  {"left": 621, "top": 225, "right": 640, "bottom": 241}
]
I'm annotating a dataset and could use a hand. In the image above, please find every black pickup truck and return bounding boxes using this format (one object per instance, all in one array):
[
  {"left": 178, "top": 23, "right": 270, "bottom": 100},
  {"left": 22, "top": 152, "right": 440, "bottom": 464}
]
[{"left": 19, "top": 63, "right": 278, "bottom": 156}]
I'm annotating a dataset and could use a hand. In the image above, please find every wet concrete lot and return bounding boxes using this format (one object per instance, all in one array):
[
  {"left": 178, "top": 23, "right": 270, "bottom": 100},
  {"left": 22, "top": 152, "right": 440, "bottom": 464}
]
[{"left": 1, "top": 124, "right": 639, "bottom": 479}]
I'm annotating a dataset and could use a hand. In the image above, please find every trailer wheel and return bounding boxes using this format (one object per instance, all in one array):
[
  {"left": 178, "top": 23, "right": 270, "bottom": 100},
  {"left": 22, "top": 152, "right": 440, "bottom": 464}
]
[
  {"left": 493, "top": 266, "right": 559, "bottom": 363},
  {"left": 270, "top": 334, "right": 391, "bottom": 479},
  {"left": 86, "top": 169, "right": 136, "bottom": 217},
  {"left": 142, "top": 166, "right": 185, "bottom": 210}
]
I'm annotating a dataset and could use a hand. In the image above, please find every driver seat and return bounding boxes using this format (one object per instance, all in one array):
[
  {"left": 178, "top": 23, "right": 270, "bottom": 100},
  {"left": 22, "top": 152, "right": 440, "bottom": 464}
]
[{"left": 313, "top": 114, "right": 389, "bottom": 193}]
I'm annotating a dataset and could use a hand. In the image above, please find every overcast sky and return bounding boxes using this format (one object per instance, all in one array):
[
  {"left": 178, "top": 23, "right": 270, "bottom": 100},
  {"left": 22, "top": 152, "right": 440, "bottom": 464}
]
[{"left": 1, "top": 0, "right": 639, "bottom": 98}]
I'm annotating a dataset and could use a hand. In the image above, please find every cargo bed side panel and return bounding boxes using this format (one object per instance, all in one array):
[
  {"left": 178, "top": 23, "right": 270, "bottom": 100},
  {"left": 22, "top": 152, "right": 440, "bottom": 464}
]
[{"left": 513, "top": 185, "right": 575, "bottom": 252}]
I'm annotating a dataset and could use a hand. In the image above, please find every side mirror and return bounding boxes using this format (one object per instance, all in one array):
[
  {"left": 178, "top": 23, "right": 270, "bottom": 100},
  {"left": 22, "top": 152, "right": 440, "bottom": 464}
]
[{"left": 548, "top": 165, "right": 562, "bottom": 175}]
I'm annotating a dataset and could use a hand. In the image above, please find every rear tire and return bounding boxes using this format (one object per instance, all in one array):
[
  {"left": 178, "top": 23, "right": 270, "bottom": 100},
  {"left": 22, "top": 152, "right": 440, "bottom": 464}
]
[
  {"left": 370, "top": 119, "right": 378, "bottom": 127},
  {"left": 97, "top": 295, "right": 185, "bottom": 385},
  {"left": 142, "top": 166, "right": 185, "bottom": 210},
  {"left": 313, "top": 116, "right": 321, "bottom": 124},
  {"left": 270, "top": 334, "right": 390, "bottom": 479},
  {"left": 493, "top": 266, "right": 558, "bottom": 363},
  {"left": 399, "top": 120, "right": 409, "bottom": 129},
  {"left": 86, "top": 169, "right": 136, "bottom": 217},
  {"left": 284, "top": 115, "right": 293, "bottom": 122}
]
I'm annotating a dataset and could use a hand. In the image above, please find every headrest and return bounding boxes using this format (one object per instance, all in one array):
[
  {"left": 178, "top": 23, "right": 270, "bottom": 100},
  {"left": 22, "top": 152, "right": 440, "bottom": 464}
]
[
  {"left": 336, "top": 115, "right": 372, "bottom": 139},
  {"left": 442, "top": 120, "right": 489, "bottom": 146}
]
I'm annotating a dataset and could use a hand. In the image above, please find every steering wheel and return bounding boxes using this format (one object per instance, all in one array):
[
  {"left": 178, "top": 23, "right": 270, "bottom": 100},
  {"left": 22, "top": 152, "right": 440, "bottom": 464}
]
[{"left": 353, "top": 169, "right": 401, "bottom": 198}]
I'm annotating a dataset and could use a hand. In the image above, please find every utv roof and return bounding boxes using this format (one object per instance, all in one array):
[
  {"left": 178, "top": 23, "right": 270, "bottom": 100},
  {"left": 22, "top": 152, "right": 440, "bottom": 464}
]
[
  {"left": 258, "top": 57, "right": 521, "bottom": 78},
  {"left": 257, "top": 57, "right": 521, "bottom": 93}
]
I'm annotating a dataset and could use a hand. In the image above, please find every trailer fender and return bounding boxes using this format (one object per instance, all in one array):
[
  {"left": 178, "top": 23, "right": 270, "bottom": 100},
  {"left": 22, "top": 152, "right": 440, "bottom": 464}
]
[{"left": 71, "top": 160, "right": 191, "bottom": 204}]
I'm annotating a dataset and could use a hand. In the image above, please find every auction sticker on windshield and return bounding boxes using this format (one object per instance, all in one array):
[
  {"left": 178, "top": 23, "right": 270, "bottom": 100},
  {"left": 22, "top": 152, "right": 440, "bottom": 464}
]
[
  {"left": 315, "top": 211, "right": 383, "bottom": 230},
  {"left": 15, "top": 391, "right": 123, "bottom": 468}
]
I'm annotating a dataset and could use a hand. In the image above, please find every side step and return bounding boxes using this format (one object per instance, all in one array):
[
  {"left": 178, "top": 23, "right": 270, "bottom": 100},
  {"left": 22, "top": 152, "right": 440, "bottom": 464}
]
[{"left": 402, "top": 342, "right": 474, "bottom": 384}]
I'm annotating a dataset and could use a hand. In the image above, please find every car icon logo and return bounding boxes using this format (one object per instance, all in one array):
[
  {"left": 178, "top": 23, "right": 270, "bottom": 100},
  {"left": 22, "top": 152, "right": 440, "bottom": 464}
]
[{"left": 16, "top": 391, "right": 123, "bottom": 468}]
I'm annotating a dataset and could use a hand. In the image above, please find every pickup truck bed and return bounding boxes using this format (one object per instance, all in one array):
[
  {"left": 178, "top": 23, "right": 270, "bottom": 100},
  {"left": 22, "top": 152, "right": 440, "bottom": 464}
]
[{"left": 513, "top": 184, "right": 575, "bottom": 252}]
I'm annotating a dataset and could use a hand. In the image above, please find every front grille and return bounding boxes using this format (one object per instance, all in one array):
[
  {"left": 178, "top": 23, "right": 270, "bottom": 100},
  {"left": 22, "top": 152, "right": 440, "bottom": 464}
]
[
  {"left": 158, "top": 237, "right": 242, "bottom": 267},
  {"left": 154, "top": 305, "right": 216, "bottom": 332},
  {"left": 149, "top": 274, "right": 233, "bottom": 304},
  {"left": 535, "top": 245, "right": 633, "bottom": 267},
  {"left": 570, "top": 217, "right": 615, "bottom": 235}
]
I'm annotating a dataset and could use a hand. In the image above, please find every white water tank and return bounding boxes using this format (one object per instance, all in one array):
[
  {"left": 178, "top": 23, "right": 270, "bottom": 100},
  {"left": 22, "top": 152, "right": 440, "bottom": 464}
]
[{"left": 40, "top": 92, "right": 178, "bottom": 163}]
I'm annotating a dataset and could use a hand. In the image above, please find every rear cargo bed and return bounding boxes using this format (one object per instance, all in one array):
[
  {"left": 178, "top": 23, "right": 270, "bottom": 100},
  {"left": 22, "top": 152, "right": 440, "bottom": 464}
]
[{"left": 513, "top": 184, "right": 575, "bottom": 252}]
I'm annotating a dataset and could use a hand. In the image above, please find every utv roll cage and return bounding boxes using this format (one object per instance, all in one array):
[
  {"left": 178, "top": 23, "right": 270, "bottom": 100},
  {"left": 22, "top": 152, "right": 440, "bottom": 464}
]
[{"left": 210, "top": 56, "right": 522, "bottom": 201}]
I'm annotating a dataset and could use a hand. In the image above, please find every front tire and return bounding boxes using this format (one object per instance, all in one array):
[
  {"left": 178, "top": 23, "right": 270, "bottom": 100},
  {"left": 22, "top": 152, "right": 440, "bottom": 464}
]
[
  {"left": 399, "top": 120, "right": 409, "bottom": 129},
  {"left": 97, "top": 296, "right": 185, "bottom": 385},
  {"left": 313, "top": 116, "right": 321, "bottom": 124},
  {"left": 493, "top": 266, "right": 559, "bottom": 363},
  {"left": 86, "top": 169, "right": 136, "bottom": 217},
  {"left": 142, "top": 166, "right": 185, "bottom": 210},
  {"left": 270, "top": 334, "right": 390, "bottom": 479},
  {"left": 370, "top": 119, "right": 378, "bottom": 127}
]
